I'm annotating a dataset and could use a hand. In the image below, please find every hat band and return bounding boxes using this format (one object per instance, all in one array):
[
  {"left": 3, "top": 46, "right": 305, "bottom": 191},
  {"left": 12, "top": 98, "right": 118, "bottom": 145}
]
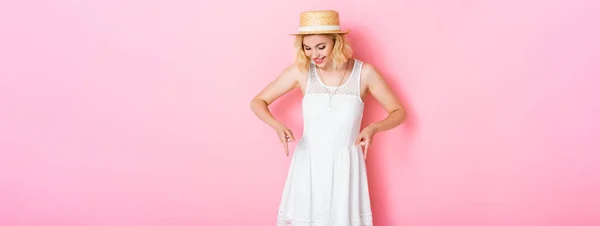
[{"left": 298, "top": 25, "right": 341, "bottom": 32}]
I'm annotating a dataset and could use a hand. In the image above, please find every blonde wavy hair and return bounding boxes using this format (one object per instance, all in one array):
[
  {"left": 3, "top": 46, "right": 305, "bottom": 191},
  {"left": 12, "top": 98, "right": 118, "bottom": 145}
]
[{"left": 293, "top": 33, "right": 353, "bottom": 72}]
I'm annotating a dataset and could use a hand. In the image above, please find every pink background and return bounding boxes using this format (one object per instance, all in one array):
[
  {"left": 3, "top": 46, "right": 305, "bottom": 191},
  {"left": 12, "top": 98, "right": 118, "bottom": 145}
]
[{"left": 1, "top": 0, "right": 599, "bottom": 225}]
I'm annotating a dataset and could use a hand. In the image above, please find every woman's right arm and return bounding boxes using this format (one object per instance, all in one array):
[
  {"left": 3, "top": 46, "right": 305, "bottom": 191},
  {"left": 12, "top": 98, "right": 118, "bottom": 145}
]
[{"left": 250, "top": 65, "right": 302, "bottom": 155}]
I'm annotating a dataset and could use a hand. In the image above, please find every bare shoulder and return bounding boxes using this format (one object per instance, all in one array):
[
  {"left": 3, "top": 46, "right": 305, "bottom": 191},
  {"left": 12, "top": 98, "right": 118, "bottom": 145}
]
[
  {"left": 252, "top": 63, "right": 305, "bottom": 105},
  {"left": 280, "top": 63, "right": 310, "bottom": 92},
  {"left": 359, "top": 62, "right": 385, "bottom": 89},
  {"left": 281, "top": 63, "right": 305, "bottom": 85}
]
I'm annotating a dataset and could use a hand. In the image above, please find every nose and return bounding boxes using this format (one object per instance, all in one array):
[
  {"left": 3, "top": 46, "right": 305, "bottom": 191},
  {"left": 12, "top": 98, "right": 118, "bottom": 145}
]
[{"left": 311, "top": 51, "right": 319, "bottom": 59}]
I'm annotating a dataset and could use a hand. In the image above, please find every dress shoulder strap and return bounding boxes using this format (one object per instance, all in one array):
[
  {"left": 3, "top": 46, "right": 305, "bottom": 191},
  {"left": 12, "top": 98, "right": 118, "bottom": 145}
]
[
  {"left": 305, "top": 63, "right": 318, "bottom": 94},
  {"left": 352, "top": 59, "right": 363, "bottom": 97}
]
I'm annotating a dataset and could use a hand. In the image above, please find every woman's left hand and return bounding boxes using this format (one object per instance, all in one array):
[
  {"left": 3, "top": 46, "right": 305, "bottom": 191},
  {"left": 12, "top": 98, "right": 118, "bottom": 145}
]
[{"left": 355, "top": 125, "right": 377, "bottom": 160}]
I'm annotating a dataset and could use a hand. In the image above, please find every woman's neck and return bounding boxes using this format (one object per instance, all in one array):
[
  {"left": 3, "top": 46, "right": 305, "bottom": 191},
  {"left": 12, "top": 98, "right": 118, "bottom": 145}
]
[
  {"left": 320, "top": 64, "right": 335, "bottom": 72},
  {"left": 319, "top": 59, "right": 350, "bottom": 73}
]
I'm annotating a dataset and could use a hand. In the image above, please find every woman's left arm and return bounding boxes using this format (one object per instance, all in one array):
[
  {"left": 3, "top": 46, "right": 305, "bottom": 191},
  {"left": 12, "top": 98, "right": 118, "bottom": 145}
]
[
  {"left": 355, "top": 63, "right": 407, "bottom": 159},
  {"left": 362, "top": 63, "right": 407, "bottom": 133}
]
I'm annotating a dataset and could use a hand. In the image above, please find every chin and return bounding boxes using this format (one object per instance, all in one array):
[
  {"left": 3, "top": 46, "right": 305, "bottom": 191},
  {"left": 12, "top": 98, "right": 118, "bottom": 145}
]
[{"left": 315, "top": 63, "right": 327, "bottom": 68}]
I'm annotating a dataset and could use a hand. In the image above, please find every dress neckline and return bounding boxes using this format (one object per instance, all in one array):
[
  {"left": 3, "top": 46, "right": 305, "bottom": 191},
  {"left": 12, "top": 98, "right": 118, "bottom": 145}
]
[{"left": 312, "top": 58, "right": 356, "bottom": 89}]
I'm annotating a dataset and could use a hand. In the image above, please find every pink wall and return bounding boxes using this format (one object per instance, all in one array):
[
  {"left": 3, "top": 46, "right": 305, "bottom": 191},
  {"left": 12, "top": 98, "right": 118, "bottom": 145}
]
[{"left": 1, "top": 0, "right": 599, "bottom": 225}]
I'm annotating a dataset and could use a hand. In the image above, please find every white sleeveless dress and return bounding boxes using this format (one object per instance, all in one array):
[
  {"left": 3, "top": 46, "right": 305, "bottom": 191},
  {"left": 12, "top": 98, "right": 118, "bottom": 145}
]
[{"left": 277, "top": 59, "right": 373, "bottom": 226}]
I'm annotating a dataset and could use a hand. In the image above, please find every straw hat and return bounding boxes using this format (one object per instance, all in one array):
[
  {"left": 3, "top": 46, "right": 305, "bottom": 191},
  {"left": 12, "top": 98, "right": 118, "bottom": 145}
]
[{"left": 290, "top": 10, "right": 351, "bottom": 35}]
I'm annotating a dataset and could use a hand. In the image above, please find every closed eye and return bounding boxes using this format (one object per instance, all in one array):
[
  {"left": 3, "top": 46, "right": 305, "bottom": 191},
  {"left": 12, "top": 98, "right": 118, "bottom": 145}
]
[{"left": 303, "top": 44, "right": 326, "bottom": 50}]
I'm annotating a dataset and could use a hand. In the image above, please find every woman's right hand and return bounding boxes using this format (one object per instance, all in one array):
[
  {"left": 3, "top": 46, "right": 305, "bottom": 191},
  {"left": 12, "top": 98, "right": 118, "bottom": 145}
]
[{"left": 273, "top": 122, "right": 295, "bottom": 156}]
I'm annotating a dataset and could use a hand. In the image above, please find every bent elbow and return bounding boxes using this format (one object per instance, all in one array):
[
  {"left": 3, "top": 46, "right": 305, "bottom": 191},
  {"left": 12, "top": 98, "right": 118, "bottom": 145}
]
[
  {"left": 397, "top": 107, "right": 408, "bottom": 123},
  {"left": 250, "top": 97, "right": 267, "bottom": 111},
  {"left": 250, "top": 98, "right": 259, "bottom": 111}
]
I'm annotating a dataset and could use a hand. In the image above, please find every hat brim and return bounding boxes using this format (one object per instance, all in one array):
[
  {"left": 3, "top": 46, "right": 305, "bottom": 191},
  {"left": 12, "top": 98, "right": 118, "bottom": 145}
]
[{"left": 289, "top": 29, "right": 351, "bottom": 36}]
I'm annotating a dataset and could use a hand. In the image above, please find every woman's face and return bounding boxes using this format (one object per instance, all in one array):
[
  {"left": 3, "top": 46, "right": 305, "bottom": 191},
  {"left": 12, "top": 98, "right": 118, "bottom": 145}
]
[{"left": 302, "top": 34, "right": 335, "bottom": 68}]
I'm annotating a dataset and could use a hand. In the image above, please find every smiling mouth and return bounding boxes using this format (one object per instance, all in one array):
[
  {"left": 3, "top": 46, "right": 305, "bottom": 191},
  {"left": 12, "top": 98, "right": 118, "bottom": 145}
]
[{"left": 313, "top": 56, "right": 326, "bottom": 64}]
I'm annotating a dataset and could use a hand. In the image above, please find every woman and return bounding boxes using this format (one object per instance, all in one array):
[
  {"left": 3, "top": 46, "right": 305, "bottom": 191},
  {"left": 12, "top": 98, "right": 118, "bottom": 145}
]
[{"left": 250, "top": 10, "right": 407, "bottom": 225}]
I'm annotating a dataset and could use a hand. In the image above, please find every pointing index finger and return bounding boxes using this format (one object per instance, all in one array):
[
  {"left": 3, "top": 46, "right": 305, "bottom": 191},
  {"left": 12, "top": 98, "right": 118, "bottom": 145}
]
[{"left": 283, "top": 136, "right": 289, "bottom": 156}]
